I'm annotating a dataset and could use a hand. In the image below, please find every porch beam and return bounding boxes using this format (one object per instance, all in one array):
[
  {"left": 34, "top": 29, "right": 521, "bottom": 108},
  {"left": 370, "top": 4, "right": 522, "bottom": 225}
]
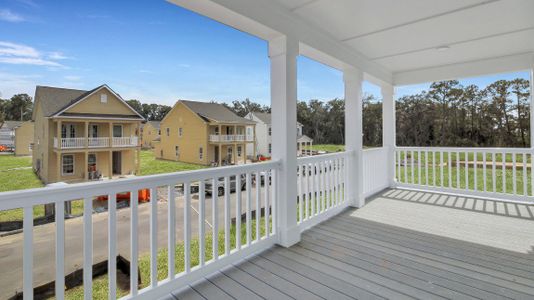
[
  {"left": 269, "top": 35, "right": 300, "bottom": 247},
  {"left": 344, "top": 67, "right": 364, "bottom": 208},
  {"left": 381, "top": 83, "right": 396, "bottom": 187}
]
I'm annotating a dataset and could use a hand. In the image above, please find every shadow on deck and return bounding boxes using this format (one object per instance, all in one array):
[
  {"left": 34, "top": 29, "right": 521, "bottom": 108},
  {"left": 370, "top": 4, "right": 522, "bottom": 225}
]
[{"left": 169, "top": 189, "right": 534, "bottom": 300}]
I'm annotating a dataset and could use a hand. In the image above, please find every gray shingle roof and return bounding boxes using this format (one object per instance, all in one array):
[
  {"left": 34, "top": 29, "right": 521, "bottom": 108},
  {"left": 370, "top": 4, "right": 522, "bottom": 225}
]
[
  {"left": 0, "top": 121, "right": 24, "bottom": 130},
  {"left": 33, "top": 85, "right": 144, "bottom": 120},
  {"left": 180, "top": 100, "right": 256, "bottom": 124},
  {"left": 249, "top": 112, "right": 303, "bottom": 126}
]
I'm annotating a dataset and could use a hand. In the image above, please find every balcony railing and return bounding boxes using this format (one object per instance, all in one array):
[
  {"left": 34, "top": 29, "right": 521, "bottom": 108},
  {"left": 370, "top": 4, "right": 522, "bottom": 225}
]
[
  {"left": 53, "top": 136, "right": 138, "bottom": 149},
  {"left": 395, "top": 146, "right": 534, "bottom": 202},
  {"left": 209, "top": 134, "right": 254, "bottom": 142},
  {"left": 0, "top": 160, "right": 280, "bottom": 299}
]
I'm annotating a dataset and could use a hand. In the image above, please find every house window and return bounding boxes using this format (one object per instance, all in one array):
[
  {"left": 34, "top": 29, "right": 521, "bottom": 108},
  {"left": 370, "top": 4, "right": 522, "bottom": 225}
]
[
  {"left": 247, "top": 128, "right": 252, "bottom": 135},
  {"left": 62, "top": 154, "right": 74, "bottom": 176},
  {"left": 268, "top": 143, "right": 272, "bottom": 154},
  {"left": 214, "top": 127, "right": 219, "bottom": 135},
  {"left": 199, "top": 147, "right": 203, "bottom": 160},
  {"left": 90, "top": 125, "right": 98, "bottom": 138},
  {"left": 113, "top": 125, "right": 122, "bottom": 137},
  {"left": 237, "top": 146, "right": 242, "bottom": 156},
  {"left": 166, "top": 128, "right": 170, "bottom": 136},
  {"left": 268, "top": 127, "right": 271, "bottom": 136},
  {"left": 61, "top": 124, "right": 76, "bottom": 138},
  {"left": 175, "top": 146, "right": 180, "bottom": 158},
  {"left": 179, "top": 128, "right": 183, "bottom": 137},
  {"left": 100, "top": 94, "right": 107, "bottom": 103},
  {"left": 158, "top": 130, "right": 161, "bottom": 135}
]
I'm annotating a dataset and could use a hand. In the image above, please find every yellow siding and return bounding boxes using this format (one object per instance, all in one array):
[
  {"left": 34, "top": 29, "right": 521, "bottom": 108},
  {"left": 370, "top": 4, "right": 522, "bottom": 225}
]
[
  {"left": 159, "top": 102, "right": 209, "bottom": 165},
  {"left": 141, "top": 123, "right": 160, "bottom": 148},
  {"left": 14, "top": 121, "right": 34, "bottom": 156},
  {"left": 65, "top": 88, "right": 137, "bottom": 116}
]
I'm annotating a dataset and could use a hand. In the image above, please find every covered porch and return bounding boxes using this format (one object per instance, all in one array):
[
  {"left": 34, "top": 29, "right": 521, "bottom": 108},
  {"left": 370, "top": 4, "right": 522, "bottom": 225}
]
[{"left": 1, "top": 1, "right": 534, "bottom": 299}]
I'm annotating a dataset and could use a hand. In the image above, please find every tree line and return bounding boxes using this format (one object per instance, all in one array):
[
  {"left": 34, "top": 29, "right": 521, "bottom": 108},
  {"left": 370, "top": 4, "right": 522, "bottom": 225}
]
[{"left": 2, "top": 77, "right": 530, "bottom": 148}]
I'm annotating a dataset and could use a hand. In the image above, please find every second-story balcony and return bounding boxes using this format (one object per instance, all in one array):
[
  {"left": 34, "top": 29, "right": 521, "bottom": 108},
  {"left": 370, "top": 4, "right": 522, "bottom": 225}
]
[
  {"left": 209, "top": 134, "right": 254, "bottom": 142},
  {"left": 53, "top": 136, "right": 138, "bottom": 149}
]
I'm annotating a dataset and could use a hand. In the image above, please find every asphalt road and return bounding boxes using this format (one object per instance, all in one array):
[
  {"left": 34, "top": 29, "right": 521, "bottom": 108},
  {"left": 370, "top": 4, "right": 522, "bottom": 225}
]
[{"left": 0, "top": 185, "right": 270, "bottom": 299}]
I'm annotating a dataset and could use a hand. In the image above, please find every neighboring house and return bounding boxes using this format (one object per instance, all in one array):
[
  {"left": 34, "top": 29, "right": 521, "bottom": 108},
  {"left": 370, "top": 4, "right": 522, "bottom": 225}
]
[
  {"left": 245, "top": 112, "right": 313, "bottom": 157},
  {"left": 154, "top": 100, "right": 256, "bottom": 166},
  {"left": 140, "top": 121, "right": 161, "bottom": 148},
  {"left": 14, "top": 121, "right": 34, "bottom": 156},
  {"left": 0, "top": 120, "right": 23, "bottom": 151},
  {"left": 32, "top": 85, "right": 145, "bottom": 184}
]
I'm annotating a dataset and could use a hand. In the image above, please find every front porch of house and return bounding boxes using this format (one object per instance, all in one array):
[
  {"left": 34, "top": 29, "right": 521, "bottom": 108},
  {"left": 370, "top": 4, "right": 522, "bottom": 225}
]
[{"left": 170, "top": 188, "right": 534, "bottom": 300}]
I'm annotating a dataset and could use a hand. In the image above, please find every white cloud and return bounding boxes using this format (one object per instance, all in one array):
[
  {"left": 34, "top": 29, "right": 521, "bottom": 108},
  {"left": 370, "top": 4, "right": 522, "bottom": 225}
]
[
  {"left": 48, "top": 51, "right": 71, "bottom": 60},
  {"left": 0, "top": 41, "right": 66, "bottom": 67},
  {"left": 0, "top": 9, "right": 24, "bottom": 22}
]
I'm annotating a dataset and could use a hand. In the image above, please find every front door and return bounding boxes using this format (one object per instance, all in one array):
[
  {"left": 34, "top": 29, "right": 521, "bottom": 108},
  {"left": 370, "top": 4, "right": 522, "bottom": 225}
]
[
  {"left": 214, "top": 146, "right": 219, "bottom": 163},
  {"left": 112, "top": 151, "right": 121, "bottom": 175}
]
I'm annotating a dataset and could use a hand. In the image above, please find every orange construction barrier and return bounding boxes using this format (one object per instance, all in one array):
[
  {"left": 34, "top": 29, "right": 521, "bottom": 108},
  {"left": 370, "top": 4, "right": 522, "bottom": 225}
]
[{"left": 96, "top": 189, "right": 151, "bottom": 202}]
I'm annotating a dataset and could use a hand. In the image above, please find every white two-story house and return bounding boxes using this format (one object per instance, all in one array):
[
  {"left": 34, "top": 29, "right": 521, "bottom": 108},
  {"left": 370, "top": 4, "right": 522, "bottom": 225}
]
[{"left": 245, "top": 112, "right": 313, "bottom": 158}]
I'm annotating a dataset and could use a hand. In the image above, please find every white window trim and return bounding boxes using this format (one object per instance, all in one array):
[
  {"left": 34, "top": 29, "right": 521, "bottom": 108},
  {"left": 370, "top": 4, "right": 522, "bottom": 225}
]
[
  {"left": 61, "top": 154, "right": 75, "bottom": 176},
  {"left": 100, "top": 94, "right": 108, "bottom": 103}
]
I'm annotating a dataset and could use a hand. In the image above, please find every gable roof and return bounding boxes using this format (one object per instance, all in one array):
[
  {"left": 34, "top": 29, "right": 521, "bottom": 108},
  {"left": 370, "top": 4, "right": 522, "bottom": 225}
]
[
  {"left": 248, "top": 112, "right": 303, "bottom": 126},
  {"left": 33, "top": 85, "right": 144, "bottom": 120},
  {"left": 179, "top": 100, "right": 256, "bottom": 124},
  {"left": 141, "top": 121, "right": 161, "bottom": 129},
  {"left": 0, "top": 121, "right": 24, "bottom": 130}
]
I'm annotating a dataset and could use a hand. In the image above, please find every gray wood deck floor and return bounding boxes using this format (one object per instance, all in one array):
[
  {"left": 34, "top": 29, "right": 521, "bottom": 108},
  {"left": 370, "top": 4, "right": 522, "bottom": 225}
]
[{"left": 168, "top": 189, "right": 534, "bottom": 300}]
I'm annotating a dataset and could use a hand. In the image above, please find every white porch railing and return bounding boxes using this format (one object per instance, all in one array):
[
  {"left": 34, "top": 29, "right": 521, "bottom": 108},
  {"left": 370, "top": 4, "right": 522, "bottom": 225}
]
[
  {"left": 296, "top": 151, "right": 351, "bottom": 231},
  {"left": 54, "top": 137, "right": 86, "bottom": 149},
  {"left": 395, "top": 147, "right": 534, "bottom": 203},
  {"left": 0, "top": 161, "right": 280, "bottom": 299},
  {"left": 88, "top": 137, "right": 110, "bottom": 147},
  {"left": 209, "top": 134, "right": 254, "bottom": 142},
  {"left": 112, "top": 136, "right": 138, "bottom": 147},
  {"left": 363, "top": 147, "right": 389, "bottom": 197}
]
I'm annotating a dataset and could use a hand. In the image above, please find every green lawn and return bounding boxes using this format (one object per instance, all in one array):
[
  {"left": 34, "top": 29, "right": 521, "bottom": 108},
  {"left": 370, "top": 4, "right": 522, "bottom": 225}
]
[
  {"left": 397, "top": 151, "right": 533, "bottom": 195},
  {"left": 0, "top": 154, "right": 33, "bottom": 171},
  {"left": 139, "top": 150, "right": 207, "bottom": 175},
  {"left": 304, "top": 144, "right": 345, "bottom": 153},
  {"left": 60, "top": 217, "right": 268, "bottom": 299}
]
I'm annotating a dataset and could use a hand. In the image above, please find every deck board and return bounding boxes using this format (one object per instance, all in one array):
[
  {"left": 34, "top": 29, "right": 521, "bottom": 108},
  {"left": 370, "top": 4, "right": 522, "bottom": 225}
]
[{"left": 172, "top": 189, "right": 534, "bottom": 300}]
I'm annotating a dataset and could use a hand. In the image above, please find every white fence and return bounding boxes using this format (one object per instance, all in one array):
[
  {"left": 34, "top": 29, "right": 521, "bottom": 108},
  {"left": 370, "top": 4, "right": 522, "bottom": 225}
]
[
  {"left": 112, "top": 136, "right": 138, "bottom": 147},
  {"left": 0, "top": 161, "right": 279, "bottom": 299},
  {"left": 296, "top": 151, "right": 351, "bottom": 231},
  {"left": 363, "top": 147, "right": 389, "bottom": 197},
  {"left": 209, "top": 135, "right": 254, "bottom": 142},
  {"left": 395, "top": 147, "right": 534, "bottom": 202},
  {"left": 88, "top": 137, "right": 110, "bottom": 147}
]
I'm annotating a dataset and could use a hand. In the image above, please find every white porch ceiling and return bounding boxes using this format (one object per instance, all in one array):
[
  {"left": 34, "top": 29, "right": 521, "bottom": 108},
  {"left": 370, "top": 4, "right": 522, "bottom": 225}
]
[
  {"left": 277, "top": 0, "right": 534, "bottom": 79},
  {"left": 169, "top": 0, "right": 533, "bottom": 85}
]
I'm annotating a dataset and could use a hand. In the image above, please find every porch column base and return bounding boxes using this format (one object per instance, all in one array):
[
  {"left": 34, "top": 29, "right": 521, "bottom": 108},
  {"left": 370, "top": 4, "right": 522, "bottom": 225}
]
[{"left": 277, "top": 225, "right": 300, "bottom": 248}]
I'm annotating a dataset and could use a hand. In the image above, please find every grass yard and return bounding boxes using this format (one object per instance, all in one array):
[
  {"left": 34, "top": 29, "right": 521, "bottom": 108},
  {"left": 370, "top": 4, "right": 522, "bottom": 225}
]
[
  {"left": 0, "top": 154, "right": 33, "bottom": 171},
  {"left": 305, "top": 144, "right": 345, "bottom": 153},
  {"left": 139, "top": 150, "right": 207, "bottom": 175},
  {"left": 60, "top": 217, "right": 268, "bottom": 299}
]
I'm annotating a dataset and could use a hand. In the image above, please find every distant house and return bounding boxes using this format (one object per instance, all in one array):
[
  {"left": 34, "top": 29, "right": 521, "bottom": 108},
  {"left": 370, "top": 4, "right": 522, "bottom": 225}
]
[
  {"left": 140, "top": 121, "right": 161, "bottom": 148},
  {"left": 14, "top": 121, "right": 34, "bottom": 156},
  {"left": 245, "top": 112, "right": 313, "bottom": 157},
  {"left": 32, "top": 85, "right": 145, "bottom": 184},
  {"left": 154, "top": 100, "right": 256, "bottom": 166},
  {"left": 0, "top": 120, "right": 23, "bottom": 150}
]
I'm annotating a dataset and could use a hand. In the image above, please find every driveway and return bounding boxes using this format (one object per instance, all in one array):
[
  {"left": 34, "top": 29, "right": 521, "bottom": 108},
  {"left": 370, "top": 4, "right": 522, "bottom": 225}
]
[{"left": 0, "top": 185, "right": 270, "bottom": 298}]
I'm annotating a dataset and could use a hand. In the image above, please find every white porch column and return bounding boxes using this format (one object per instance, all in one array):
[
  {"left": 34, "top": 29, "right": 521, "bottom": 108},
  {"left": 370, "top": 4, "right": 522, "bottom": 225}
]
[
  {"left": 344, "top": 67, "right": 364, "bottom": 208},
  {"left": 381, "top": 83, "right": 396, "bottom": 187},
  {"left": 269, "top": 35, "right": 300, "bottom": 247},
  {"left": 530, "top": 59, "right": 534, "bottom": 148}
]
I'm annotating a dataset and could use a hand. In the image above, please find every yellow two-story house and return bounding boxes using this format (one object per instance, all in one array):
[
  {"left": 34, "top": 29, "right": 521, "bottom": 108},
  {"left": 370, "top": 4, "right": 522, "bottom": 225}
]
[
  {"left": 154, "top": 100, "right": 256, "bottom": 166},
  {"left": 32, "top": 85, "right": 145, "bottom": 184}
]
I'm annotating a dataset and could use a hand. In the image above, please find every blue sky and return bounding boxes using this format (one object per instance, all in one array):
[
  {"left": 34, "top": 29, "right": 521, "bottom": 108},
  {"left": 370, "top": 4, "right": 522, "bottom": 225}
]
[{"left": 0, "top": 0, "right": 529, "bottom": 106}]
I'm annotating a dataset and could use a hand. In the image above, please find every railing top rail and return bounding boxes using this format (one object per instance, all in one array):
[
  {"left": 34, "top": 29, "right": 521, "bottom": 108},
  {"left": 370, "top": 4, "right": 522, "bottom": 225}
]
[
  {"left": 297, "top": 150, "right": 353, "bottom": 164},
  {"left": 0, "top": 160, "right": 281, "bottom": 210},
  {"left": 396, "top": 146, "right": 533, "bottom": 153},
  {"left": 363, "top": 147, "right": 387, "bottom": 153}
]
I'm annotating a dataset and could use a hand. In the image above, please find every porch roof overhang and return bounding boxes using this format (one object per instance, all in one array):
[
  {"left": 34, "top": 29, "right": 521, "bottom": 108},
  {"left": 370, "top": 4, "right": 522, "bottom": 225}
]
[{"left": 168, "top": 0, "right": 534, "bottom": 86}]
